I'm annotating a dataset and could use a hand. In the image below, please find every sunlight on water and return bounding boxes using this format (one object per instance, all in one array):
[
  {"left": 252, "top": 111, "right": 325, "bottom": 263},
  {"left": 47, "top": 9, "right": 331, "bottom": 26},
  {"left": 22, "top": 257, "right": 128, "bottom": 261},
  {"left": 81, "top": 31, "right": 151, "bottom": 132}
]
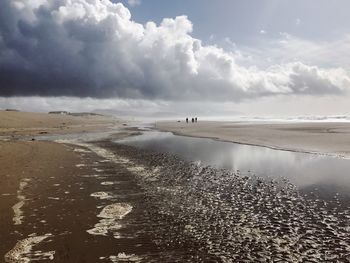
[{"left": 117, "top": 131, "right": 350, "bottom": 195}]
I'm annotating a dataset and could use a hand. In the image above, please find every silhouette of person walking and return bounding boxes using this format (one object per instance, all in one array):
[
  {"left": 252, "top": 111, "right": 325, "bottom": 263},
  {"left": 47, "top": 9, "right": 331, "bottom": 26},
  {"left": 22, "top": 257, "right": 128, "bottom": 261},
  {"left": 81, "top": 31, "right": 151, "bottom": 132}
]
[
  {"left": 186, "top": 118, "right": 188, "bottom": 123},
  {"left": 192, "top": 118, "right": 194, "bottom": 123}
]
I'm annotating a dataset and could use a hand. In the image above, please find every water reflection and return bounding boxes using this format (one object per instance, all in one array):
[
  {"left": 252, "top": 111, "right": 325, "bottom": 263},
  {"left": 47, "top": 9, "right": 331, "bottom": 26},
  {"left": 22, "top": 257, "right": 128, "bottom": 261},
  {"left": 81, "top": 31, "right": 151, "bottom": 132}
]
[{"left": 116, "top": 131, "right": 350, "bottom": 194}]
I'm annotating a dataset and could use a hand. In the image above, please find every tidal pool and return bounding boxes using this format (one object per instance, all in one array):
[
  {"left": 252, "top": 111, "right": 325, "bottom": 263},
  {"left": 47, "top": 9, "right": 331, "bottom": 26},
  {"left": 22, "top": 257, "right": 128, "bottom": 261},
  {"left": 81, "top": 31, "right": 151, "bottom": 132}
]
[{"left": 116, "top": 131, "right": 350, "bottom": 196}]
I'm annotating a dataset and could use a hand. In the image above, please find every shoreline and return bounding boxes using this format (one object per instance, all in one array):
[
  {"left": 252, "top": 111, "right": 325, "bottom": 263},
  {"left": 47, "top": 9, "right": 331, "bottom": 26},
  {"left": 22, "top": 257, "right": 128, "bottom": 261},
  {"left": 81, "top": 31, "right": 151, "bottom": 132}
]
[
  {"left": 167, "top": 130, "right": 349, "bottom": 159},
  {"left": 156, "top": 121, "right": 350, "bottom": 159},
  {"left": 1, "top": 112, "right": 350, "bottom": 261}
]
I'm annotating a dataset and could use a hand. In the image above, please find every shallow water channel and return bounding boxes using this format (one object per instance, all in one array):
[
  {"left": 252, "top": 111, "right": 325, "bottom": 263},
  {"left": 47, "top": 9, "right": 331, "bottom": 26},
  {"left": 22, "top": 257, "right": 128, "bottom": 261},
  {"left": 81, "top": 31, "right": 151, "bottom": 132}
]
[{"left": 116, "top": 131, "right": 350, "bottom": 197}]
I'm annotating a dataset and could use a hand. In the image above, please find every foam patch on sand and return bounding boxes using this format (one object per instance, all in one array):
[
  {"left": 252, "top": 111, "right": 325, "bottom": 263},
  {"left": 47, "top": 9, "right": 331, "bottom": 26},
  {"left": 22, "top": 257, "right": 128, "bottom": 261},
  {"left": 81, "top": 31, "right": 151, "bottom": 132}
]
[
  {"left": 54, "top": 142, "right": 157, "bottom": 240},
  {"left": 87, "top": 219, "right": 122, "bottom": 236},
  {"left": 73, "top": 143, "right": 131, "bottom": 165},
  {"left": 98, "top": 203, "right": 132, "bottom": 220},
  {"left": 79, "top": 174, "right": 102, "bottom": 178},
  {"left": 73, "top": 148, "right": 91, "bottom": 153},
  {"left": 72, "top": 143, "right": 160, "bottom": 180},
  {"left": 87, "top": 203, "right": 132, "bottom": 238},
  {"left": 90, "top": 192, "right": 113, "bottom": 200},
  {"left": 12, "top": 178, "right": 31, "bottom": 225},
  {"left": 48, "top": 197, "right": 60, "bottom": 200},
  {"left": 109, "top": 253, "right": 142, "bottom": 262},
  {"left": 5, "top": 233, "right": 54, "bottom": 263}
]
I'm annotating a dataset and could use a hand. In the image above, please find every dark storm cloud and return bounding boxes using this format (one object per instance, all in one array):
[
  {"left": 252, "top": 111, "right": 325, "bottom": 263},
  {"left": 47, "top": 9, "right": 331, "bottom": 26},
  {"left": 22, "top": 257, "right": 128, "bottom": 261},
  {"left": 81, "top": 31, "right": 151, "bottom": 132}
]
[{"left": 0, "top": 0, "right": 349, "bottom": 100}]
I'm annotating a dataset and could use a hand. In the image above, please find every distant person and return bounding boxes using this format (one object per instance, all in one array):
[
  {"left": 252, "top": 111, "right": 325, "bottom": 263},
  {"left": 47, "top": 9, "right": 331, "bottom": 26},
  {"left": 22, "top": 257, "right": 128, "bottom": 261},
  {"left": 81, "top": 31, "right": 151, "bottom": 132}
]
[
  {"left": 195, "top": 117, "right": 197, "bottom": 122},
  {"left": 186, "top": 118, "right": 188, "bottom": 123},
  {"left": 192, "top": 118, "right": 194, "bottom": 123}
]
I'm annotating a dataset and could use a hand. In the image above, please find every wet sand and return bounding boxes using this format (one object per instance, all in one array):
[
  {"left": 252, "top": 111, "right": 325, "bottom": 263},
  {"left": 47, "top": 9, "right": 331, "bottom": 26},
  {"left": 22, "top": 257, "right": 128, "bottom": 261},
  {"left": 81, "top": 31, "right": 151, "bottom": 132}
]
[
  {"left": 0, "top": 111, "right": 145, "bottom": 262},
  {"left": 1, "top": 113, "right": 350, "bottom": 262},
  {"left": 0, "top": 140, "right": 90, "bottom": 261},
  {"left": 0, "top": 139, "right": 219, "bottom": 262},
  {"left": 1, "top": 138, "right": 349, "bottom": 262},
  {"left": 0, "top": 140, "right": 152, "bottom": 262},
  {"left": 0, "top": 110, "right": 217, "bottom": 262},
  {"left": 92, "top": 140, "right": 350, "bottom": 262},
  {"left": 157, "top": 121, "right": 350, "bottom": 157}
]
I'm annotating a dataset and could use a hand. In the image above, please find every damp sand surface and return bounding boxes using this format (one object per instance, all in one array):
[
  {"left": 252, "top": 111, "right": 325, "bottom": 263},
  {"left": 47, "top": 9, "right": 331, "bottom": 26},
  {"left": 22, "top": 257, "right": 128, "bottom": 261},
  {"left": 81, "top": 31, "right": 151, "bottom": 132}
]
[
  {"left": 1, "top": 138, "right": 213, "bottom": 262},
  {"left": 1, "top": 122, "right": 350, "bottom": 262},
  {"left": 0, "top": 140, "right": 152, "bottom": 262},
  {"left": 158, "top": 121, "right": 350, "bottom": 158},
  {"left": 0, "top": 141, "right": 105, "bottom": 262},
  {"left": 93, "top": 140, "right": 350, "bottom": 262}
]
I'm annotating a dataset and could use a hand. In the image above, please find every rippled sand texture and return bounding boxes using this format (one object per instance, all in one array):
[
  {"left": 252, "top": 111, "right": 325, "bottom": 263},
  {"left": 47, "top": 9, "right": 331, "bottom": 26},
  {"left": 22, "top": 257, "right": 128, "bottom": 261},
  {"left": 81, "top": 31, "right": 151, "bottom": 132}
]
[{"left": 98, "top": 142, "right": 350, "bottom": 262}]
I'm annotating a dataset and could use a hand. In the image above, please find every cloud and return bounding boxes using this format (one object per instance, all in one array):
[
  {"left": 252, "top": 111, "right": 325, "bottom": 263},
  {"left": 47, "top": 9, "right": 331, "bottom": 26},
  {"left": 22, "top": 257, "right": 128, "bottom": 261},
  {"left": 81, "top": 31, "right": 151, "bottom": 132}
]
[
  {"left": 251, "top": 33, "right": 350, "bottom": 70},
  {"left": 0, "top": 0, "right": 349, "bottom": 102},
  {"left": 127, "top": 0, "right": 141, "bottom": 7}
]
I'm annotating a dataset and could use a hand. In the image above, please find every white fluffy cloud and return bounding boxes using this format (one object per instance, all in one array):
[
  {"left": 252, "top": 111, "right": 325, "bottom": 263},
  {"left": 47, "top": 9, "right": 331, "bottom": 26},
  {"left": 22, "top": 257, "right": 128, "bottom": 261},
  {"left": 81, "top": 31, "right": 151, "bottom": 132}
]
[{"left": 0, "top": 0, "right": 349, "bottom": 101}]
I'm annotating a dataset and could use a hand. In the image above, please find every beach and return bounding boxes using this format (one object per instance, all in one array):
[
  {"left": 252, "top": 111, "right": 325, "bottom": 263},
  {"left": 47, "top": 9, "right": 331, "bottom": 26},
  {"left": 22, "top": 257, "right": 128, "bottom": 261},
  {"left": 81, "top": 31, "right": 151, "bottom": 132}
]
[
  {"left": 0, "top": 110, "right": 118, "bottom": 137},
  {"left": 1, "top": 112, "right": 350, "bottom": 262},
  {"left": 0, "top": 111, "right": 222, "bottom": 262},
  {"left": 0, "top": 111, "right": 141, "bottom": 262},
  {"left": 157, "top": 121, "right": 350, "bottom": 157},
  {"left": 2, "top": 1, "right": 349, "bottom": 261}
]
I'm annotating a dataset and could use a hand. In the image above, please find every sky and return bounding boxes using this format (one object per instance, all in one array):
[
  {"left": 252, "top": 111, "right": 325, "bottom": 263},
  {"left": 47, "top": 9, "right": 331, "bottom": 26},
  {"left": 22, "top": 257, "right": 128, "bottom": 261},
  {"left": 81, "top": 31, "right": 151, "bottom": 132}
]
[{"left": 0, "top": 0, "right": 349, "bottom": 118}]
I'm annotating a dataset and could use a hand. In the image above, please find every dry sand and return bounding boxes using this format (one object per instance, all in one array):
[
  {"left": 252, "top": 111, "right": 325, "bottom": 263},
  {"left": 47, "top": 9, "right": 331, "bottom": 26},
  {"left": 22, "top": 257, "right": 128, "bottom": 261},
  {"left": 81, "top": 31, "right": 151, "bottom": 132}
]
[
  {"left": 0, "top": 110, "right": 118, "bottom": 137},
  {"left": 157, "top": 121, "right": 350, "bottom": 157}
]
